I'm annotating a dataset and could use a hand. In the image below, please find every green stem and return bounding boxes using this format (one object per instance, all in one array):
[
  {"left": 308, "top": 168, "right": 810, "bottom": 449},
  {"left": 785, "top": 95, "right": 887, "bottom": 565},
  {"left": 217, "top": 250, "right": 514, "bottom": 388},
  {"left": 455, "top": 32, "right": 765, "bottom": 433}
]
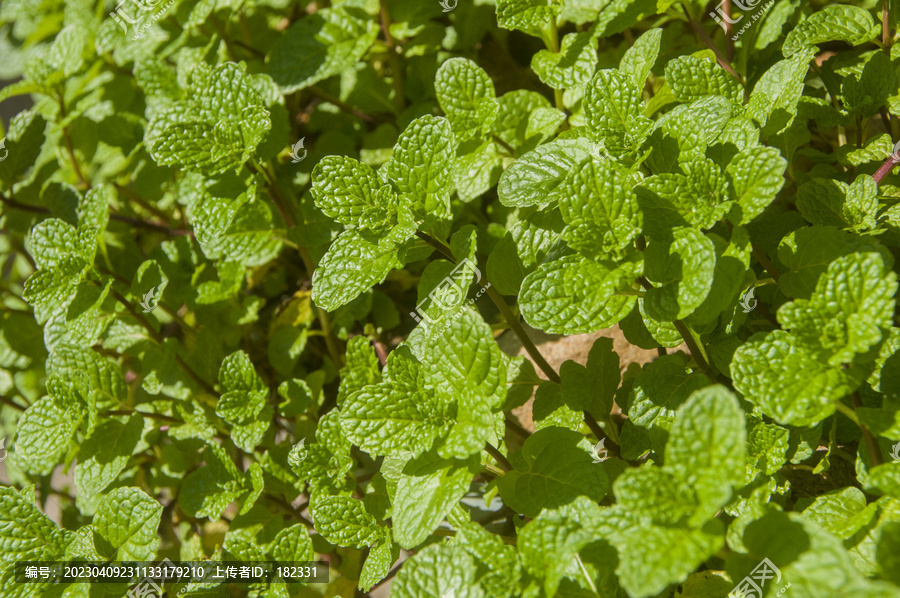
[
  {"left": 378, "top": 0, "right": 405, "bottom": 113},
  {"left": 414, "top": 231, "right": 561, "bottom": 382},
  {"left": 484, "top": 442, "right": 513, "bottom": 473},
  {"left": 637, "top": 277, "right": 711, "bottom": 373},
  {"left": 850, "top": 393, "right": 884, "bottom": 466}
]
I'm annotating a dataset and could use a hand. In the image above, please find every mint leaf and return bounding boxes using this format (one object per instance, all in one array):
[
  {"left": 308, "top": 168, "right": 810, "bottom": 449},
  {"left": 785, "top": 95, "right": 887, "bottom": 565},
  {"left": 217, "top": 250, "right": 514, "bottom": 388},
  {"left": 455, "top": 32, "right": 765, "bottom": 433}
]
[
  {"left": 498, "top": 138, "right": 594, "bottom": 207},
  {"left": 312, "top": 230, "right": 405, "bottom": 311},
  {"left": 311, "top": 495, "right": 385, "bottom": 549},
  {"left": 93, "top": 487, "right": 163, "bottom": 561},
  {"left": 435, "top": 58, "right": 499, "bottom": 141},
  {"left": 559, "top": 156, "right": 642, "bottom": 259},
  {"left": 664, "top": 55, "right": 742, "bottom": 104},
  {"left": 497, "top": 427, "right": 609, "bottom": 518},
  {"left": 782, "top": 5, "right": 878, "bottom": 57},
  {"left": 643, "top": 227, "right": 717, "bottom": 321},
  {"left": 519, "top": 254, "right": 639, "bottom": 334},
  {"left": 496, "top": 0, "right": 562, "bottom": 36},
  {"left": 392, "top": 453, "right": 479, "bottom": 549},
  {"left": 267, "top": 5, "right": 379, "bottom": 93}
]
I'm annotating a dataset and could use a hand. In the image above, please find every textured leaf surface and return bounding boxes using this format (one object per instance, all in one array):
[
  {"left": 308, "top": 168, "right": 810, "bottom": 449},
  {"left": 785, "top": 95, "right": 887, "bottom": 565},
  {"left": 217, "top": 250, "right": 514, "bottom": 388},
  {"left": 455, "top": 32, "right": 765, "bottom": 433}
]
[
  {"left": 267, "top": 6, "right": 378, "bottom": 93},
  {"left": 783, "top": 5, "right": 878, "bottom": 56},
  {"left": 93, "top": 488, "right": 162, "bottom": 561},
  {"left": 497, "top": 139, "right": 593, "bottom": 207},
  {"left": 497, "top": 427, "right": 609, "bottom": 517},
  {"left": 520, "top": 254, "right": 639, "bottom": 334}
]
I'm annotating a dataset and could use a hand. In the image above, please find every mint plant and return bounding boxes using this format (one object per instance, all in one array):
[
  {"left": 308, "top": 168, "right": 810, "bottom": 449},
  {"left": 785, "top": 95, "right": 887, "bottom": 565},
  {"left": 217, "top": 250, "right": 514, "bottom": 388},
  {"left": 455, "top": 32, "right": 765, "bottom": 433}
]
[{"left": 1, "top": 0, "right": 900, "bottom": 597}]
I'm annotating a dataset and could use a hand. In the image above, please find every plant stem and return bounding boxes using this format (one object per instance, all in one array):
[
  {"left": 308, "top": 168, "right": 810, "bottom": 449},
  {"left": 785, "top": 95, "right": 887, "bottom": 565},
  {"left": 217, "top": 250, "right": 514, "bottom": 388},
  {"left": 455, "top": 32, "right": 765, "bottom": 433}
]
[
  {"left": 414, "top": 231, "right": 561, "bottom": 382},
  {"left": 637, "top": 277, "right": 711, "bottom": 372},
  {"left": 751, "top": 244, "right": 782, "bottom": 282},
  {"left": 0, "top": 395, "right": 27, "bottom": 411},
  {"left": 104, "top": 409, "right": 181, "bottom": 423},
  {"left": 297, "top": 245, "right": 344, "bottom": 368},
  {"left": 505, "top": 415, "right": 530, "bottom": 439},
  {"left": 309, "top": 86, "right": 383, "bottom": 123},
  {"left": 57, "top": 92, "right": 90, "bottom": 189},
  {"left": 682, "top": 5, "right": 740, "bottom": 80},
  {"left": 884, "top": 0, "right": 892, "bottom": 53},
  {"left": 378, "top": 0, "right": 405, "bottom": 113},
  {"left": 724, "top": 0, "right": 735, "bottom": 61},
  {"left": 485, "top": 285, "right": 561, "bottom": 383},
  {"left": 874, "top": 153, "right": 900, "bottom": 184},
  {"left": 492, "top": 134, "right": 516, "bottom": 156},
  {"left": 484, "top": 442, "right": 513, "bottom": 473},
  {"left": 850, "top": 393, "right": 884, "bottom": 466},
  {"left": 547, "top": 18, "right": 566, "bottom": 110}
]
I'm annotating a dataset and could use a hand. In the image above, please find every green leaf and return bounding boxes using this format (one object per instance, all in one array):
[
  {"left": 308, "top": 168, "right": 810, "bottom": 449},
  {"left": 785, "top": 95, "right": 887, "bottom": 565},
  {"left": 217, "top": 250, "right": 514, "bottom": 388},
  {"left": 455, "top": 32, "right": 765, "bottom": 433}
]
[
  {"left": 22, "top": 255, "right": 87, "bottom": 323},
  {"left": 777, "top": 252, "right": 897, "bottom": 366},
  {"left": 217, "top": 350, "right": 268, "bottom": 427},
  {"left": 519, "top": 254, "right": 639, "bottom": 334},
  {"left": 560, "top": 336, "right": 620, "bottom": 414},
  {"left": 583, "top": 69, "right": 652, "bottom": 148},
  {"left": 312, "top": 155, "right": 399, "bottom": 230},
  {"left": 518, "top": 501, "right": 595, "bottom": 596},
  {"left": 643, "top": 227, "right": 717, "bottom": 321},
  {"left": 15, "top": 383, "right": 84, "bottom": 475},
  {"left": 360, "top": 537, "right": 397, "bottom": 591},
  {"left": 782, "top": 5, "right": 878, "bottom": 57},
  {"left": 610, "top": 513, "right": 724, "bottom": 598},
  {"left": 732, "top": 330, "right": 863, "bottom": 425},
  {"left": 75, "top": 415, "right": 143, "bottom": 499},
  {"left": 312, "top": 230, "right": 405, "bottom": 311},
  {"left": 179, "top": 443, "right": 246, "bottom": 519},
  {"left": 497, "top": 138, "right": 594, "bottom": 207},
  {"left": 777, "top": 226, "right": 892, "bottom": 300},
  {"left": 270, "top": 523, "right": 314, "bottom": 562},
  {"left": 0, "top": 109, "right": 46, "bottom": 187},
  {"left": 559, "top": 156, "right": 643, "bottom": 258},
  {"left": 486, "top": 208, "right": 565, "bottom": 295},
  {"left": 497, "top": 427, "right": 609, "bottom": 518},
  {"left": 636, "top": 158, "right": 729, "bottom": 237},
  {"left": 726, "top": 146, "right": 787, "bottom": 225},
  {"left": 625, "top": 355, "right": 711, "bottom": 454},
  {"left": 392, "top": 542, "right": 480, "bottom": 598},
  {"left": 385, "top": 115, "right": 456, "bottom": 218},
  {"left": 495, "top": 0, "right": 561, "bottom": 36},
  {"left": 531, "top": 27, "right": 599, "bottom": 90},
  {"left": 619, "top": 28, "right": 662, "bottom": 88},
  {"left": 435, "top": 58, "right": 499, "bottom": 141},
  {"left": 665, "top": 386, "right": 746, "bottom": 524},
  {"left": 337, "top": 336, "right": 382, "bottom": 407},
  {"left": 664, "top": 55, "right": 742, "bottom": 104},
  {"left": 340, "top": 381, "right": 449, "bottom": 458},
  {"left": 0, "top": 485, "right": 68, "bottom": 562},
  {"left": 392, "top": 453, "right": 479, "bottom": 549},
  {"left": 267, "top": 5, "right": 379, "bottom": 93},
  {"left": 146, "top": 62, "right": 271, "bottom": 174},
  {"left": 311, "top": 495, "right": 384, "bottom": 549},
  {"left": 93, "top": 487, "right": 163, "bottom": 561}
]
